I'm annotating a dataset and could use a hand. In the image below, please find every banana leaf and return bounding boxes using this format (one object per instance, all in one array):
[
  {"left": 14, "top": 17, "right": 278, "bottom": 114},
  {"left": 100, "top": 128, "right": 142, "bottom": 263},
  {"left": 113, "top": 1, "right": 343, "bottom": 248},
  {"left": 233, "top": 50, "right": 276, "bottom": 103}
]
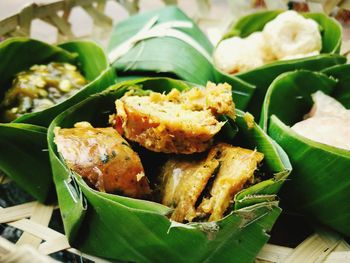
[
  {"left": 225, "top": 10, "right": 345, "bottom": 117},
  {"left": 0, "top": 38, "right": 117, "bottom": 202},
  {"left": 48, "top": 77, "right": 291, "bottom": 262},
  {"left": 108, "top": 7, "right": 345, "bottom": 115},
  {"left": 0, "top": 38, "right": 116, "bottom": 126},
  {"left": 322, "top": 64, "right": 350, "bottom": 107},
  {"left": 0, "top": 123, "right": 50, "bottom": 202},
  {"left": 260, "top": 70, "right": 350, "bottom": 237},
  {"left": 107, "top": 6, "right": 255, "bottom": 110}
]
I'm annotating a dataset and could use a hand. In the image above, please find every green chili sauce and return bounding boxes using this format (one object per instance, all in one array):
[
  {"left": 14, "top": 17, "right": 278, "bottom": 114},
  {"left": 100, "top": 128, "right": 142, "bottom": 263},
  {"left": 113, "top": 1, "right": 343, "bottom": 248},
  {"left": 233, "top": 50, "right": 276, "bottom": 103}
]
[{"left": 0, "top": 62, "right": 87, "bottom": 122}]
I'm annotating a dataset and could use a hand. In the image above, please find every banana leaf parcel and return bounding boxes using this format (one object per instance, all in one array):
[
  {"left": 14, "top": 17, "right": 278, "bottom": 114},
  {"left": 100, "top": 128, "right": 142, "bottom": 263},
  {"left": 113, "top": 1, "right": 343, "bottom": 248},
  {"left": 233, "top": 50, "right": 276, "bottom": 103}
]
[
  {"left": 223, "top": 10, "right": 345, "bottom": 117},
  {"left": 107, "top": 6, "right": 255, "bottom": 110},
  {"left": 108, "top": 7, "right": 345, "bottom": 116},
  {"left": 0, "top": 38, "right": 116, "bottom": 202},
  {"left": 48, "top": 77, "right": 291, "bottom": 262},
  {"left": 260, "top": 69, "right": 350, "bottom": 237}
]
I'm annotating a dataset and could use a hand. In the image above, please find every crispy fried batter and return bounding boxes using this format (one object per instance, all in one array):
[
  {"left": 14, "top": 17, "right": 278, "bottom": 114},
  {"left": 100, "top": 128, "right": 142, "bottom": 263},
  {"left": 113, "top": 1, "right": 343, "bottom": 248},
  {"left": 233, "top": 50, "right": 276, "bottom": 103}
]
[
  {"left": 115, "top": 82, "right": 235, "bottom": 154},
  {"left": 161, "top": 150, "right": 220, "bottom": 222},
  {"left": 160, "top": 143, "right": 264, "bottom": 222},
  {"left": 54, "top": 122, "right": 151, "bottom": 198},
  {"left": 197, "top": 144, "right": 264, "bottom": 221}
]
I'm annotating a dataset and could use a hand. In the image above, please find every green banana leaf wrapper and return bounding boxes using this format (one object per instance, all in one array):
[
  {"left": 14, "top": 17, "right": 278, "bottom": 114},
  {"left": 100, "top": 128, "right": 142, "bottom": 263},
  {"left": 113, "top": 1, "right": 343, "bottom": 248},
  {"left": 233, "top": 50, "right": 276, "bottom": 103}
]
[
  {"left": 107, "top": 6, "right": 255, "bottom": 110},
  {"left": 108, "top": 7, "right": 345, "bottom": 116},
  {"left": 0, "top": 38, "right": 116, "bottom": 202},
  {"left": 224, "top": 10, "right": 345, "bottom": 117},
  {"left": 322, "top": 64, "right": 350, "bottom": 107},
  {"left": 48, "top": 77, "right": 291, "bottom": 262},
  {"left": 0, "top": 123, "right": 50, "bottom": 202},
  {"left": 260, "top": 69, "right": 350, "bottom": 237}
]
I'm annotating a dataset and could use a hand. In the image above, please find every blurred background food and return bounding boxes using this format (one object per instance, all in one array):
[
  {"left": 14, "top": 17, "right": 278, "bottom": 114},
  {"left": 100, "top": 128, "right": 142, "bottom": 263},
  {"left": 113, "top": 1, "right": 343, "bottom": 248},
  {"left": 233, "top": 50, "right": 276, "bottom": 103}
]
[{"left": 1, "top": 0, "right": 350, "bottom": 48}]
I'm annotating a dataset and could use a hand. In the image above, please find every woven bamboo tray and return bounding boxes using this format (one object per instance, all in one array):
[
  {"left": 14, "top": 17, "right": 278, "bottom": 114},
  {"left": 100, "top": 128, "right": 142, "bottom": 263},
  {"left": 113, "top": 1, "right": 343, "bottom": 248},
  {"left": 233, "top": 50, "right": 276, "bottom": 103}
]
[{"left": 1, "top": 1, "right": 350, "bottom": 262}]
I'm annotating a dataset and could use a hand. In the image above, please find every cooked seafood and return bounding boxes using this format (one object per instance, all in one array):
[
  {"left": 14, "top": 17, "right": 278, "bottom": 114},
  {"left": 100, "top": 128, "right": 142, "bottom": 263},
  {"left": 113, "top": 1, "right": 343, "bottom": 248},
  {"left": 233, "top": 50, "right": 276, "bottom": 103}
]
[
  {"left": 161, "top": 149, "right": 220, "bottom": 222},
  {"left": 214, "top": 10, "right": 322, "bottom": 73},
  {"left": 292, "top": 91, "right": 350, "bottom": 151},
  {"left": 54, "top": 122, "right": 151, "bottom": 198},
  {"left": 53, "top": 82, "right": 267, "bottom": 222},
  {"left": 114, "top": 82, "right": 235, "bottom": 154},
  {"left": 160, "top": 143, "right": 264, "bottom": 222},
  {"left": 1, "top": 62, "right": 87, "bottom": 122}
]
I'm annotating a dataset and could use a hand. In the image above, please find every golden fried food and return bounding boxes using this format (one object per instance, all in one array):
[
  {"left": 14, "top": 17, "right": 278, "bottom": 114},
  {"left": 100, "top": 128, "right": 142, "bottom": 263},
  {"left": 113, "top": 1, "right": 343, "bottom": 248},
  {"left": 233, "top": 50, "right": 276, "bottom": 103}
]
[
  {"left": 197, "top": 145, "right": 264, "bottom": 221},
  {"left": 160, "top": 143, "right": 264, "bottom": 222},
  {"left": 161, "top": 150, "right": 220, "bottom": 222},
  {"left": 54, "top": 122, "right": 151, "bottom": 198},
  {"left": 114, "top": 82, "right": 235, "bottom": 154}
]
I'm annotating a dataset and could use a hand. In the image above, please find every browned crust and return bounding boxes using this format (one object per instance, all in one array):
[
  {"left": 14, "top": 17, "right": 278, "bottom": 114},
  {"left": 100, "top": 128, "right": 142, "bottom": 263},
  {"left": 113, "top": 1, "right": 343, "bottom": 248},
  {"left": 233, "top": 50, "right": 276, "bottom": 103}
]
[
  {"left": 54, "top": 124, "right": 151, "bottom": 198},
  {"left": 114, "top": 82, "right": 235, "bottom": 154},
  {"left": 160, "top": 143, "right": 264, "bottom": 222}
]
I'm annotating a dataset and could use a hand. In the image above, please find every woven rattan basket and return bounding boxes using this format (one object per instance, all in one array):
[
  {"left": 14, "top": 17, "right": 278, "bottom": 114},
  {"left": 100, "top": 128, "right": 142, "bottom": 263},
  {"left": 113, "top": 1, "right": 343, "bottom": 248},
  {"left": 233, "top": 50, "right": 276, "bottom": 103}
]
[{"left": 1, "top": 1, "right": 350, "bottom": 262}]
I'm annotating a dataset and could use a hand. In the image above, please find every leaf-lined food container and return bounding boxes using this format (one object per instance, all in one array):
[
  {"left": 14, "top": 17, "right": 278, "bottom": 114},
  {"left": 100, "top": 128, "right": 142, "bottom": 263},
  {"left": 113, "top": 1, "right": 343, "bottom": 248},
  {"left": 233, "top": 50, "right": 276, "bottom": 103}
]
[
  {"left": 0, "top": 37, "right": 116, "bottom": 202},
  {"left": 48, "top": 77, "right": 291, "bottom": 262},
  {"left": 219, "top": 10, "right": 346, "bottom": 117},
  {"left": 108, "top": 7, "right": 346, "bottom": 115},
  {"left": 0, "top": 123, "right": 50, "bottom": 202},
  {"left": 260, "top": 69, "right": 350, "bottom": 237},
  {"left": 2, "top": 1, "right": 350, "bottom": 262},
  {"left": 107, "top": 6, "right": 255, "bottom": 110}
]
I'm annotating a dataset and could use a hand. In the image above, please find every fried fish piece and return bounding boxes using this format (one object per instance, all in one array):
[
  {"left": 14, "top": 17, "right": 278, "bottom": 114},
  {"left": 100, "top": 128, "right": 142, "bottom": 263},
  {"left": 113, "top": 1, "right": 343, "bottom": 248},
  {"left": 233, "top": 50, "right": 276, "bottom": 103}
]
[
  {"left": 114, "top": 82, "right": 235, "bottom": 154},
  {"left": 54, "top": 122, "right": 151, "bottom": 198},
  {"left": 161, "top": 150, "right": 220, "bottom": 222},
  {"left": 160, "top": 143, "right": 264, "bottom": 222},
  {"left": 197, "top": 144, "right": 264, "bottom": 221}
]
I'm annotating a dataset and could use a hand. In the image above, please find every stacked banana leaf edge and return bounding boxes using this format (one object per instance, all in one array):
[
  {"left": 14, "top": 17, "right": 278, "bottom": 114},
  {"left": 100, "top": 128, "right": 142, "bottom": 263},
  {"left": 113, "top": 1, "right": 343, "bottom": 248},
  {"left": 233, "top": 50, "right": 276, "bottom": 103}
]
[{"left": 1, "top": 5, "right": 349, "bottom": 263}]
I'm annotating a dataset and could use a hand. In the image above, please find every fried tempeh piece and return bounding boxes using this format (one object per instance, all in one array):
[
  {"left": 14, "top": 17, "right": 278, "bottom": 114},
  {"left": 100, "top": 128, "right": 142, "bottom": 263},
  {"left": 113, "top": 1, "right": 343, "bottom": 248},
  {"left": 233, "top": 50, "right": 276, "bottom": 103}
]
[
  {"left": 197, "top": 144, "right": 264, "bottom": 221},
  {"left": 54, "top": 122, "right": 151, "bottom": 198},
  {"left": 160, "top": 143, "right": 264, "bottom": 223},
  {"left": 114, "top": 82, "right": 235, "bottom": 154}
]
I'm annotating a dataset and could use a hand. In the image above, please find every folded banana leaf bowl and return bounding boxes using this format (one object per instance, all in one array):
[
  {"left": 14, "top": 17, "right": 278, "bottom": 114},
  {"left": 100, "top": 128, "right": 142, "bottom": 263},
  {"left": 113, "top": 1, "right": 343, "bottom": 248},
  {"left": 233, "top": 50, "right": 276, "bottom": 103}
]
[
  {"left": 108, "top": 6, "right": 255, "bottom": 111},
  {"left": 0, "top": 37, "right": 116, "bottom": 202},
  {"left": 226, "top": 10, "right": 345, "bottom": 116},
  {"left": 260, "top": 68, "right": 350, "bottom": 237},
  {"left": 1, "top": 3, "right": 349, "bottom": 262},
  {"left": 48, "top": 77, "right": 291, "bottom": 262},
  {"left": 107, "top": 6, "right": 345, "bottom": 116}
]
